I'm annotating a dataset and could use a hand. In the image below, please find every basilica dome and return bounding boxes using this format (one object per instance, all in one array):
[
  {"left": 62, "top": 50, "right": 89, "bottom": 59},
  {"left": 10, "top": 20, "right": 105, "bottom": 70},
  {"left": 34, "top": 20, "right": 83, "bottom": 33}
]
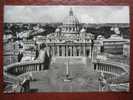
[
  {"left": 61, "top": 8, "right": 80, "bottom": 34},
  {"left": 62, "top": 9, "right": 79, "bottom": 25}
]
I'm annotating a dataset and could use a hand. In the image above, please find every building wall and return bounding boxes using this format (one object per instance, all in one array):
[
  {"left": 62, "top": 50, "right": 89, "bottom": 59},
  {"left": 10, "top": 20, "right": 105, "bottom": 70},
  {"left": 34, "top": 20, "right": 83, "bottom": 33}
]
[{"left": 102, "top": 40, "right": 127, "bottom": 55}]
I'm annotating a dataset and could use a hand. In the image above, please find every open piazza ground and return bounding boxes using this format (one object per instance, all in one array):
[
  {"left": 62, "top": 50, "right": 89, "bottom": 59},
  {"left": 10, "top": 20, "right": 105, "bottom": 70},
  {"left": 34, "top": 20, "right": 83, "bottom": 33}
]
[{"left": 25, "top": 57, "right": 101, "bottom": 92}]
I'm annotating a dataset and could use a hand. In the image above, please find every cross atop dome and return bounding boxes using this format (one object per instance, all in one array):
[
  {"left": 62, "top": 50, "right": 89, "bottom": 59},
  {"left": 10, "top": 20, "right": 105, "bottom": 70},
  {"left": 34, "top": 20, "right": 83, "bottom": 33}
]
[{"left": 69, "top": 8, "right": 73, "bottom": 16}]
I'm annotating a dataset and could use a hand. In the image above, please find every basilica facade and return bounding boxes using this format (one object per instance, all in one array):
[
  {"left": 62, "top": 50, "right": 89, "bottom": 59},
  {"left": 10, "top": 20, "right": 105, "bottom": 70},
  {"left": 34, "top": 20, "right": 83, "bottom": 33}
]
[{"left": 43, "top": 8, "right": 94, "bottom": 58}]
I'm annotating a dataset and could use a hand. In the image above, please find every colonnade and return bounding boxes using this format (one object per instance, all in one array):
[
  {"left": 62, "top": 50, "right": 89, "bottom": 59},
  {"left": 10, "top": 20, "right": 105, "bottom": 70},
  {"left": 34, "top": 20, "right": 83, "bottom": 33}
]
[
  {"left": 94, "top": 62, "right": 125, "bottom": 76},
  {"left": 48, "top": 44, "right": 92, "bottom": 57},
  {"left": 15, "top": 64, "right": 43, "bottom": 73},
  {"left": 6, "top": 62, "right": 46, "bottom": 75}
]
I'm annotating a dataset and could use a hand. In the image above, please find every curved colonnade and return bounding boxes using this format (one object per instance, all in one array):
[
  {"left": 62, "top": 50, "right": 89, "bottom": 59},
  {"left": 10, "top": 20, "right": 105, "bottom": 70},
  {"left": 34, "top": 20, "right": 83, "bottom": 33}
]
[
  {"left": 4, "top": 60, "right": 45, "bottom": 76},
  {"left": 93, "top": 60, "right": 129, "bottom": 81}
]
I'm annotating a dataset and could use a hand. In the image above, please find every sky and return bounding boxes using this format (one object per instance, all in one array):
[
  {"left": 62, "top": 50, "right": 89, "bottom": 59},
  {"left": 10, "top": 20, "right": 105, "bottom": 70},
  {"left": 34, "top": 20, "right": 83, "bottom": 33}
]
[{"left": 4, "top": 6, "right": 129, "bottom": 23}]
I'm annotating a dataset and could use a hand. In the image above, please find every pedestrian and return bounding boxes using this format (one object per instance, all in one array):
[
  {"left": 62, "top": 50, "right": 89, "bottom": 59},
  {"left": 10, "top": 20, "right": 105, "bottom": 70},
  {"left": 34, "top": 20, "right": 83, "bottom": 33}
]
[{"left": 18, "top": 51, "right": 23, "bottom": 62}]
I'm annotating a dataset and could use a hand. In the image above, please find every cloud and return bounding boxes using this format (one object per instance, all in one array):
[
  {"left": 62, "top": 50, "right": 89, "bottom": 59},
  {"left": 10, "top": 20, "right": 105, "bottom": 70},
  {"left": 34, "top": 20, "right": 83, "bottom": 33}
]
[{"left": 4, "top": 6, "right": 129, "bottom": 23}]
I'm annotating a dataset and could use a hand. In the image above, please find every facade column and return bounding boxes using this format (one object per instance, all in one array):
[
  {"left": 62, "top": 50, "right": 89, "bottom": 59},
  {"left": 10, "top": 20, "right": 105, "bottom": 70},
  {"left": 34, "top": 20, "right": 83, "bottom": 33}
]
[
  {"left": 55, "top": 46, "right": 57, "bottom": 56},
  {"left": 73, "top": 46, "right": 76, "bottom": 56},
  {"left": 104, "top": 65, "right": 106, "bottom": 71},
  {"left": 24, "top": 66, "right": 26, "bottom": 72},
  {"left": 103, "top": 65, "right": 104, "bottom": 71},
  {"left": 66, "top": 45, "right": 68, "bottom": 56},
  {"left": 29, "top": 66, "right": 30, "bottom": 71},
  {"left": 72, "top": 46, "right": 74, "bottom": 56},
  {"left": 41, "top": 64, "right": 43, "bottom": 70},
  {"left": 81, "top": 46, "right": 83, "bottom": 56},
  {"left": 108, "top": 66, "right": 110, "bottom": 72},
  {"left": 27, "top": 66, "right": 29, "bottom": 72},
  {"left": 75, "top": 46, "right": 77, "bottom": 56},
  {"left": 89, "top": 46, "right": 92, "bottom": 58},
  {"left": 33, "top": 65, "right": 35, "bottom": 71},
  {"left": 62, "top": 46, "right": 65, "bottom": 56},
  {"left": 99, "top": 65, "right": 101, "bottom": 71},
  {"left": 103, "top": 65, "right": 105, "bottom": 71},
  {"left": 83, "top": 45, "right": 86, "bottom": 56},
  {"left": 72, "top": 46, "right": 73, "bottom": 56},
  {"left": 79, "top": 46, "right": 81, "bottom": 56},
  {"left": 70, "top": 46, "right": 72, "bottom": 56},
  {"left": 59, "top": 46, "right": 61, "bottom": 56},
  {"left": 64, "top": 46, "right": 66, "bottom": 56},
  {"left": 30, "top": 66, "right": 32, "bottom": 71},
  {"left": 110, "top": 66, "right": 113, "bottom": 72},
  {"left": 64, "top": 46, "right": 65, "bottom": 56},
  {"left": 57, "top": 45, "right": 60, "bottom": 56},
  {"left": 96, "top": 65, "right": 98, "bottom": 71},
  {"left": 16, "top": 67, "right": 18, "bottom": 73},
  {"left": 80, "top": 46, "right": 82, "bottom": 56},
  {"left": 37, "top": 65, "right": 39, "bottom": 71},
  {"left": 77, "top": 47, "right": 79, "bottom": 56},
  {"left": 52, "top": 45, "right": 55, "bottom": 56},
  {"left": 69, "top": 46, "right": 71, "bottom": 56},
  {"left": 61, "top": 46, "right": 63, "bottom": 56},
  {"left": 98, "top": 65, "right": 99, "bottom": 70}
]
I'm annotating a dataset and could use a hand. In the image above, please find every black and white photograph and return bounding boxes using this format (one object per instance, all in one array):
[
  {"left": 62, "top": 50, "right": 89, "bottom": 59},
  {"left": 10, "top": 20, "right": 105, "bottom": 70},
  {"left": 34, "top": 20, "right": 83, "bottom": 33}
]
[{"left": 3, "top": 6, "right": 130, "bottom": 93}]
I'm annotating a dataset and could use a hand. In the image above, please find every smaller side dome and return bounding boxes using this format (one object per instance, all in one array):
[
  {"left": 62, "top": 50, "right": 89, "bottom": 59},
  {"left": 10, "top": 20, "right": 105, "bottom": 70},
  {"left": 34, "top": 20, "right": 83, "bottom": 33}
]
[
  {"left": 110, "top": 34, "right": 123, "bottom": 39},
  {"left": 114, "top": 27, "right": 120, "bottom": 35},
  {"left": 55, "top": 28, "right": 60, "bottom": 33},
  {"left": 80, "top": 28, "right": 86, "bottom": 33},
  {"left": 97, "top": 35, "right": 104, "bottom": 40}
]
